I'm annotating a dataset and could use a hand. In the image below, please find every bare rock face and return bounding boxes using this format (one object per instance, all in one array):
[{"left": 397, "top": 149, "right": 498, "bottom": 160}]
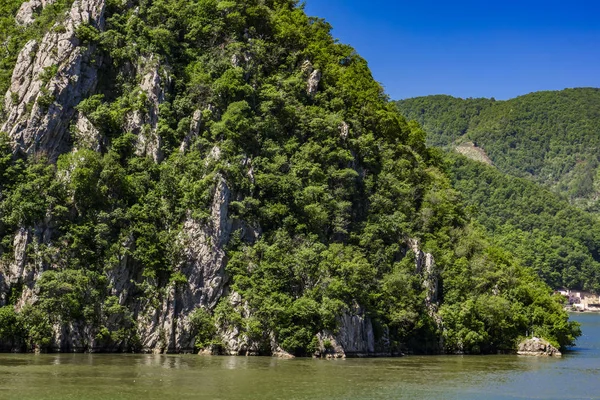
[
  {"left": 0, "top": 215, "right": 55, "bottom": 312},
  {"left": 179, "top": 109, "right": 203, "bottom": 153},
  {"left": 335, "top": 308, "right": 376, "bottom": 356},
  {"left": 307, "top": 69, "right": 321, "bottom": 96},
  {"left": 301, "top": 60, "right": 313, "bottom": 74},
  {"left": 132, "top": 176, "right": 233, "bottom": 352},
  {"left": 0, "top": 228, "right": 30, "bottom": 306},
  {"left": 409, "top": 238, "right": 439, "bottom": 305},
  {"left": 315, "top": 305, "right": 392, "bottom": 358},
  {"left": 125, "top": 57, "right": 170, "bottom": 162},
  {"left": 231, "top": 54, "right": 241, "bottom": 68},
  {"left": 73, "top": 111, "right": 103, "bottom": 151},
  {"left": 2, "top": 0, "right": 106, "bottom": 160},
  {"left": 15, "top": 0, "right": 57, "bottom": 26},
  {"left": 409, "top": 238, "right": 443, "bottom": 350},
  {"left": 518, "top": 337, "right": 562, "bottom": 356},
  {"left": 8, "top": 228, "right": 29, "bottom": 287},
  {"left": 216, "top": 292, "right": 263, "bottom": 356},
  {"left": 178, "top": 176, "right": 231, "bottom": 309},
  {"left": 339, "top": 121, "right": 349, "bottom": 140}
]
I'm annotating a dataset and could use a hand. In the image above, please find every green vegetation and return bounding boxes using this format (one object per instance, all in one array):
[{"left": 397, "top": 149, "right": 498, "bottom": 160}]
[
  {"left": 447, "top": 153, "right": 600, "bottom": 292},
  {"left": 0, "top": 0, "right": 75, "bottom": 109},
  {"left": 396, "top": 90, "right": 600, "bottom": 292},
  {"left": 396, "top": 89, "right": 600, "bottom": 207},
  {"left": 0, "top": 0, "right": 579, "bottom": 355}
]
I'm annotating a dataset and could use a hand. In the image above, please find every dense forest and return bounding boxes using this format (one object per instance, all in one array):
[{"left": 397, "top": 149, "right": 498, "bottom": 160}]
[
  {"left": 447, "top": 153, "right": 600, "bottom": 292},
  {"left": 396, "top": 89, "right": 600, "bottom": 293},
  {"left": 396, "top": 89, "right": 600, "bottom": 208},
  {"left": 0, "top": 0, "right": 578, "bottom": 355}
]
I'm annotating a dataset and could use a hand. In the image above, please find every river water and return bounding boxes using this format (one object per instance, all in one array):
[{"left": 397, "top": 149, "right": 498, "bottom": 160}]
[{"left": 0, "top": 313, "right": 598, "bottom": 399}]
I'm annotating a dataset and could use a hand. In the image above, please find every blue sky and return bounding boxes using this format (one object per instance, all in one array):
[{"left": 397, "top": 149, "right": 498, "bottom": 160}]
[{"left": 303, "top": 1, "right": 600, "bottom": 100}]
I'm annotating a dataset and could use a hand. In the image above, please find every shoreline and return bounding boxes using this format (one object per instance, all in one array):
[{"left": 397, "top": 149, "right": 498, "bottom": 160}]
[{"left": 566, "top": 309, "right": 600, "bottom": 313}]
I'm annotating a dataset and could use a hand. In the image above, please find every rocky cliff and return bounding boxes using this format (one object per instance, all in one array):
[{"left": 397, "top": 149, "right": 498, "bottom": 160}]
[
  {"left": 3, "top": 0, "right": 105, "bottom": 160},
  {"left": 0, "top": 0, "right": 580, "bottom": 356}
]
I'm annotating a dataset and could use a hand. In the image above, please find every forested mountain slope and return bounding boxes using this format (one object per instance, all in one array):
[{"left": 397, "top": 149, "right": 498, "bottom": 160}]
[
  {"left": 396, "top": 88, "right": 600, "bottom": 208},
  {"left": 0, "top": 0, "right": 578, "bottom": 355},
  {"left": 447, "top": 153, "right": 600, "bottom": 292}
]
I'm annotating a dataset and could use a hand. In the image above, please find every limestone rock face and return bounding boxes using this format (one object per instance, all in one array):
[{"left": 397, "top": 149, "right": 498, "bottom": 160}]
[
  {"left": 518, "top": 337, "right": 562, "bottom": 356},
  {"left": 307, "top": 69, "right": 321, "bottom": 96},
  {"left": 409, "top": 238, "right": 443, "bottom": 350},
  {"left": 409, "top": 238, "right": 439, "bottom": 306},
  {"left": 0, "top": 173, "right": 239, "bottom": 353},
  {"left": 316, "top": 306, "right": 392, "bottom": 358},
  {"left": 0, "top": 217, "right": 54, "bottom": 312},
  {"left": 15, "top": 0, "right": 57, "bottom": 26},
  {"left": 73, "top": 112, "right": 103, "bottom": 151},
  {"left": 2, "top": 0, "right": 106, "bottom": 160},
  {"left": 335, "top": 309, "right": 375, "bottom": 356},
  {"left": 133, "top": 176, "right": 233, "bottom": 352},
  {"left": 125, "top": 57, "right": 170, "bottom": 162},
  {"left": 301, "top": 60, "right": 313, "bottom": 74},
  {"left": 179, "top": 109, "right": 203, "bottom": 152},
  {"left": 339, "top": 121, "right": 349, "bottom": 140},
  {"left": 215, "top": 292, "right": 263, "bottom": 356}
]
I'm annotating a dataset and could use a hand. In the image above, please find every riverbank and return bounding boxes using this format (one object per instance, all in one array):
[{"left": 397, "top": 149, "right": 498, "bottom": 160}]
[{"left": 0, "top": 312, "right": 598, "bottom": 400}]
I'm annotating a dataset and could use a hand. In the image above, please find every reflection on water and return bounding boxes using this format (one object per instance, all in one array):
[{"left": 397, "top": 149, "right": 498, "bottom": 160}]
[{"left": 0, "top": 313, "right": 599, "bottom": 400}]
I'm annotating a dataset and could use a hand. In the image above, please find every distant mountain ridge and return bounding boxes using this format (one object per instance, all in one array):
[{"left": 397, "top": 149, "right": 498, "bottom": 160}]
[
  {"left": 396, "top": 88, "right": 600, "bottom": 209},
  {"left": 396, "top": 88, "right": 600, "bottom": 292}
]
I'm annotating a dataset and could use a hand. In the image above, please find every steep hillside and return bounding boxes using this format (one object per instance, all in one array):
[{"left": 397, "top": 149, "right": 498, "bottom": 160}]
[
  {"left": 0, "top": 0, "right": 578, "bottom": 355},
  {"left": 396, "top": 88, "right": 600, "bottom": 208},
  {"left": 447, "top": 153, "right": 600, "bottom": 292}
]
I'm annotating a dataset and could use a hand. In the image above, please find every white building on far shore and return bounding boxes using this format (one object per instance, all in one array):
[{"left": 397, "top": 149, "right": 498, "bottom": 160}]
[{"left": 556, "top": 289, "right": 600, "bottom": 311}]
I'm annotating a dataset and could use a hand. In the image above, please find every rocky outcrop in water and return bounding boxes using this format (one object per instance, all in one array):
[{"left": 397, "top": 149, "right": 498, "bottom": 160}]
[
  {"left": 517, "top": 337, "right": 562, "bottom": 357},
  {"left": 315, "top": 306, "right": 392, "bottom": 358}
]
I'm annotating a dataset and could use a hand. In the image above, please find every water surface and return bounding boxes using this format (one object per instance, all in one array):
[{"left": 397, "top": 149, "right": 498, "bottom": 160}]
[{"left": 1, "top": 313, "right": 598, "bottom": 399}]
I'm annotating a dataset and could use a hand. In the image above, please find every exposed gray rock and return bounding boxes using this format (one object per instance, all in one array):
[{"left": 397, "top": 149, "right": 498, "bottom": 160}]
[
  {"left": 0, "top": 216, "right": 55, "bottom": 312},
  {"left": 205, "top": 145, "right": 222, "bottom": 166},
  {"left": 179, "top": 109, "right": 202, "bottom": 153},
  {"left": 15, "top": 0, "right": 56, "bottom": 26},
  {"left": 409, "top": 238, "right": 439, "bottom": 305},
  {"left": 135, "top": 176, "right": 232, "bottom": 352},
  {"left": 178, "top": 177, "right": 231, "bottom": 309},
  {"left": 409, "top": 238, "right": 443, "bottom": 349},
  {"left": 409, "top": 238, "right": 424, "bottom": 274},
  {"left": 270, "top": 331, "right": 295, "bottom": 359},
  {"left": 126, "top": 57, "right": 169, "bottom": 162},
  {"left": 423, "top": 253, "right": 438, "bottom": 305},
  {"left": 336, "top": 308, "right": 375, "bottom": 356},
  {"left": 307, "top": 69, "right": 321, "bottom": 96},
  {"left": 215, "top": 292, "right": 262, "bottom": 356},
  {"left": 0, "top": 229, "right": 29, "bottom": 306},
  {"left": 73, "top": 111, "right": 102, "bottom": 151},
  {"left": 9, "top": 228, "right": 29, "bottom": 287},
  {"left": 54, "top": 321, "right": 96, "bottom": 352},
  {"left": 340, "top": 121, "right": 349, "bottom": 139},
  {"left": 518, "top": 337, "right": 562, "bottom": 356},
  {"left": 315, "top": 305, "right": 392, "bottom": 358},
  {"left": 2, "top": 0, "right": 106, "bottom": 160},
  {"left": 231, "top": 54, "right": 240, "bottom": 68},
  {"left": 301, "top": 60, "right": 313, "bottom": 74}
]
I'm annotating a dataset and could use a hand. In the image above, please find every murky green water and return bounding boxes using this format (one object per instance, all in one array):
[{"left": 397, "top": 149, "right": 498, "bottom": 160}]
[{"left": 1, "top": 313, "right": 599, "bottom": 399}]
